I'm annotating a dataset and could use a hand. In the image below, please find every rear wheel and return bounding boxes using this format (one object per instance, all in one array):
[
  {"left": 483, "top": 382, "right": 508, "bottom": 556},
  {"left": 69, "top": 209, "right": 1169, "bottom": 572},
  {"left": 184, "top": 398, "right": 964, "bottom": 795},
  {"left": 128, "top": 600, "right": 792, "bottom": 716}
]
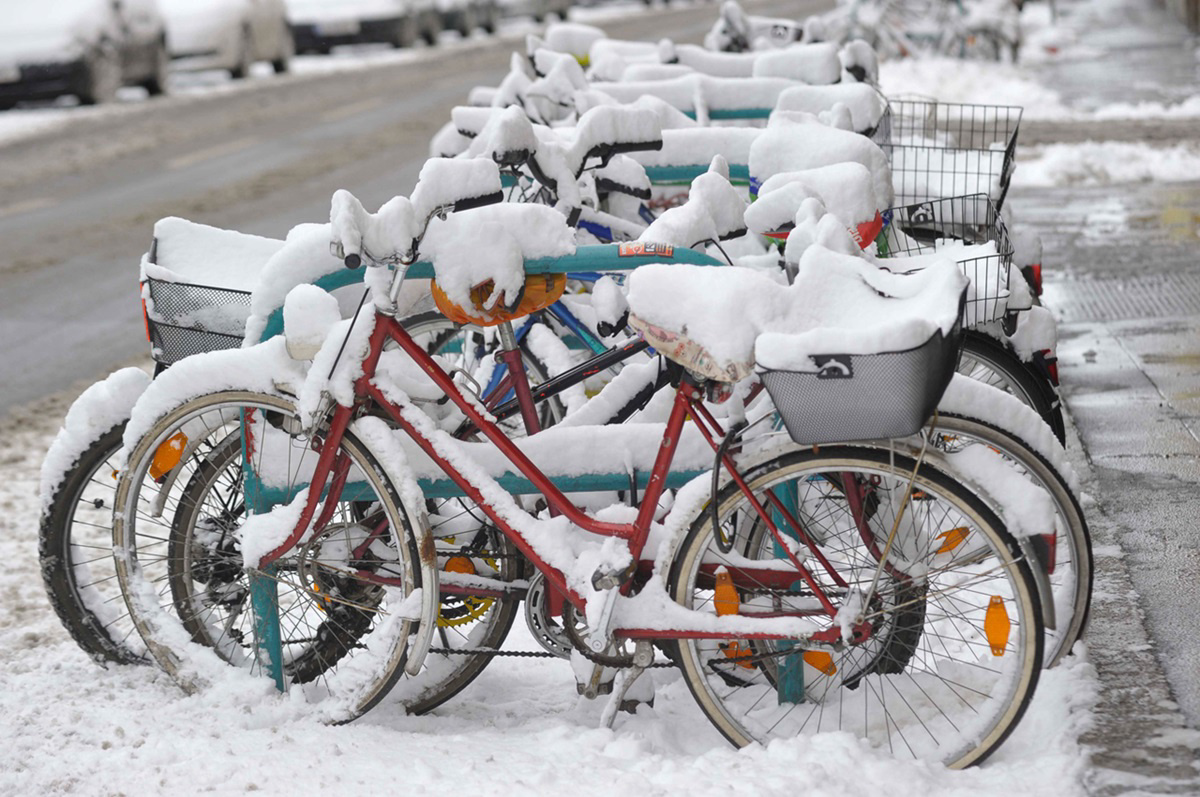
[
  {"left": 39, "top": 423, "right": 145, "bottom": 665},
  {"left": 668, "top": 446, "right": 1043, "bottom": 768},
  {"left": 230, "top": 28, "right": 253, "bottom": 79},
  {"left": 959, "top": 332, "right": 1065, "bottom": 444},
  {"left": 392, "top": 18, "right": 418, "bottom": 48}
]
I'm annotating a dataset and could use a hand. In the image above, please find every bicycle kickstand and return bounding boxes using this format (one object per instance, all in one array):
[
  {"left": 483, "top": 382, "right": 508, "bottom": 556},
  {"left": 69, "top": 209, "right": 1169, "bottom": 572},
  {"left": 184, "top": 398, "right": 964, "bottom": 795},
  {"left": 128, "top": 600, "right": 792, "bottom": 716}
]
[{"left": 599, "top": 640, "right": 654, "bottom": 729}]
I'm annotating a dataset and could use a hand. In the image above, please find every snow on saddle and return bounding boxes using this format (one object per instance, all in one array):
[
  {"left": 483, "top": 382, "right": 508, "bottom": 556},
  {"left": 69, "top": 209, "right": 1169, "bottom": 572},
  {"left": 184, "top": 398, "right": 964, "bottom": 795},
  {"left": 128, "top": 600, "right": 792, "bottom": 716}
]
[{"left": 625, "top": 244, "right": 967, "bottom": 384}]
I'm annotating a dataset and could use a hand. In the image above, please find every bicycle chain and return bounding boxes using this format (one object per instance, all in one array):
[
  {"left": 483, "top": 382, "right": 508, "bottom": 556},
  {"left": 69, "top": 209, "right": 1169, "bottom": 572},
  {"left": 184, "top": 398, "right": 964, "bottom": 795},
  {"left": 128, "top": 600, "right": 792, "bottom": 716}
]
[{"left": 426, "top": 646, "right": 676, "bottom": 668}]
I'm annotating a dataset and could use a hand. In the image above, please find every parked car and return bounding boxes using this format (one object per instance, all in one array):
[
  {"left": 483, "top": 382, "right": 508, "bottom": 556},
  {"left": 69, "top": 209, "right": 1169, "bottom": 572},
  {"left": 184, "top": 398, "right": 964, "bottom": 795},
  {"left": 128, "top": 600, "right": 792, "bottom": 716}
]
[
  {"left": 0, "top": 0, "right": 170, "bottom": 107},
  {"left": 439, "top": 0, "right": 498, "bottom": 37},
  {"left": 159, "top": 0, "right": 294, "bottom": 78},
  {"left": 496, "top": 0, "right": 569, "bottom": 24},
  {"left": 283, "top": 0, "right": 440, "bottom": 52}
]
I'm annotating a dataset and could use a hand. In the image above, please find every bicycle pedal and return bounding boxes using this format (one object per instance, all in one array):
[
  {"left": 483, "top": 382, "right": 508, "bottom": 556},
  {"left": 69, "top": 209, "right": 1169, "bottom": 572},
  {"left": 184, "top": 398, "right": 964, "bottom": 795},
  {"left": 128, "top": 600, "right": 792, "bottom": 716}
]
[{"left": 577, "top": 680, "right": 613, "bottom": 698}]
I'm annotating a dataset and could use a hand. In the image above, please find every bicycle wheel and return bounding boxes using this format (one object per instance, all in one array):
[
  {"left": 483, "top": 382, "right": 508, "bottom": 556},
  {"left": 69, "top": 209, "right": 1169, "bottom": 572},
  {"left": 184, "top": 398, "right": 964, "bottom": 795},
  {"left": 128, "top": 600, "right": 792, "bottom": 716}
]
[
  {"left": 959, "top": 332, "right": 1065, "bottom": 444},
  {"left": 114, "top": 391, "right": 425, "bottom": 722},
  {"left": 667, "top": 446, "right": 1043, "bottom": 768},
  {"left": 39, "top": 422, "right": 146, "bottom": 665},
  {"left": 394, "top": 506, "right": 524, "bottom": 714},
  {"left": 931, "top": 413, "right": 1092, "bottom": 667}
]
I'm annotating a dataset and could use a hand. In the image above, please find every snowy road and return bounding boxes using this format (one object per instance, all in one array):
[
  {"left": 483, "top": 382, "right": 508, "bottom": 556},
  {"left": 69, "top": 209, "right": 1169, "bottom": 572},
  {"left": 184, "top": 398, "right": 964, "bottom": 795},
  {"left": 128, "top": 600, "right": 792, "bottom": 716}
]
[{"left": 0, "top": 0, "right": 817, "bottom": 413}]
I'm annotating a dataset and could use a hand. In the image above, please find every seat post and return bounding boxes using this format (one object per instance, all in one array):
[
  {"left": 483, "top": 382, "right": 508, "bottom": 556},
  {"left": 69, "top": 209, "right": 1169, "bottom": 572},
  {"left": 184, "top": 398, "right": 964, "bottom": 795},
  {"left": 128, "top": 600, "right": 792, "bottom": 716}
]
[{"left": 496, "top": 320, "right": 542, "bottom": 436}]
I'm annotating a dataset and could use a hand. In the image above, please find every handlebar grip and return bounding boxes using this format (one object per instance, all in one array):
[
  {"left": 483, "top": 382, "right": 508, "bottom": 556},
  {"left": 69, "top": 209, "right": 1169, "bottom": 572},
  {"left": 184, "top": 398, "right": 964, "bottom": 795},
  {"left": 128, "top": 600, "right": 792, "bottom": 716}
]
[
  {"left": 344, "top": 252, "right": 362, "bottom": 269},
  {"left": 452, "top": 190, "right": 504, "bottom": 213}
]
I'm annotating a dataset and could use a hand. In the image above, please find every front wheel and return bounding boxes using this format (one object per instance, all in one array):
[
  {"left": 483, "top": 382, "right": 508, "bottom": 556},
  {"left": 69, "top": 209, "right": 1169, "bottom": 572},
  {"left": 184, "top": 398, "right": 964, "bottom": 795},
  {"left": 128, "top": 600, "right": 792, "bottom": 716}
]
[
  {"left": 78, "top": 45, "right": 121, "bottom": 105},
  {"left": 272, "top": 27, "right": 294, "bottom": 73},
  {"left": 145, "top": 40, "right": 170, "bottom": 96},
  {"left": 114, "top": 391, "right": 425, "bottom": 722},
  {"left": 667, "top": 446, "right": 1043, "bottom": 768}
]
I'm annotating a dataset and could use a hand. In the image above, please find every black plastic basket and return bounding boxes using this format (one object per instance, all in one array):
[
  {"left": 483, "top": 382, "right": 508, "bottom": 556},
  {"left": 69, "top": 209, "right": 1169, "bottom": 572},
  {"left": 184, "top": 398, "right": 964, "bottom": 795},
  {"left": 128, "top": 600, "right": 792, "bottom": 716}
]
[
  {"left": 877, "top": 194, "right": 1013, "bottom": 327},
  {"left": 144, "top": 277, "right": 250, "bottom": 365},
  {"left": 881, "top": 99, "right": 1022, "bottom": 210},
  {"left": 762, "top": 310, "right": 964, "bottom": 446}
]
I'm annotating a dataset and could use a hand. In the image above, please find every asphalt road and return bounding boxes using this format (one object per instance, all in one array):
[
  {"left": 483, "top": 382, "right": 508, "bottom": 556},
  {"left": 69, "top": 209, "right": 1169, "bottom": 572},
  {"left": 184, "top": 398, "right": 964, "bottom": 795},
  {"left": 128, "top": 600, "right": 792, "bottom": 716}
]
[{"left": 0, "top": 0, "right": 826, "bottom": 412}]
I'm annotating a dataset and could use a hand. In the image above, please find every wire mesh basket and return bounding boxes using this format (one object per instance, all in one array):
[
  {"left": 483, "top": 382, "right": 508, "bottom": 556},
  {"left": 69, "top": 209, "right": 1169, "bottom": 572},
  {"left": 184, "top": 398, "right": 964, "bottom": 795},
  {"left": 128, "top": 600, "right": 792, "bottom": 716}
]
[
  {"left": 880, "top": 99, "right": 1022, "bottom": 210},
  {"left": 867, "top": 103, "right": 892, "bottom": 148},
  {"left": 144, "top": 277, "right": 251, "bottom": 366},
  {"left": 877, "top": 194, "right": 1012, "bottom": 327},
  {"left": 762, "top": 310, "right": 964, "bottom": 446}
]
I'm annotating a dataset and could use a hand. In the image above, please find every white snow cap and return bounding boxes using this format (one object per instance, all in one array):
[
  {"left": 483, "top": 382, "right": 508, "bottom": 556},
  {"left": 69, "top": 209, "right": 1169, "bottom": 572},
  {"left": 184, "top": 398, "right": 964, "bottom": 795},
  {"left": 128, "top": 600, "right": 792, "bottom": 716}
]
[
  {"left": 751, "top": 115, "right": 893, "bottom": 207},
  {"left": 639, "top": 157, "right": 746, "bottom": 248},
  {"left": 430, "top": 120, "right": 471, "bottom": 158},
  {"left": 542, "top": 22, "right": 606, "bottom": 60},
  {"left": 775, "top": 83, "right": 888, "bottom": 133},
  {"left": 747, "top": 162, "right": 881, "bottom": 235},
  {"left": 147, "top": 217, "right": 284, "bottom": 290},
  {"left": 783, "top": 204, "right": 863, "bottom": 261},
  {"left": 421, "top": 204, "right": 576, "bottom": 312},
  {"left": 751, "top": 43, "right": 842, "bottom": 84},
  {"left": 631, "top": 127, "right": 759, "bottom": 170},
  {"left": 284, "top": 284, "right": 342, "bottom": 361},
  {"left": 839, "top": 39, "right": 879, "bottom": 85},
  {"left": 410, "top": 158, "right": 503, "bottom": 219},
  {"left": 626, "top": 245, "right": 966, "bottom": 381},
  {"left": 465, "top": 105, "right": 539, "bottom": 163}
]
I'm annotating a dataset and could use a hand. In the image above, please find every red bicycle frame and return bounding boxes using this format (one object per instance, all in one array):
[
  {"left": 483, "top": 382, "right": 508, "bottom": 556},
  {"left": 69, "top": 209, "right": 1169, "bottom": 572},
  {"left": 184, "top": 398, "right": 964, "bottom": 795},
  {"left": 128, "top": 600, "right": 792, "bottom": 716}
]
[{"left": 258, "top": 307, "right": 873, "bottom": 645}]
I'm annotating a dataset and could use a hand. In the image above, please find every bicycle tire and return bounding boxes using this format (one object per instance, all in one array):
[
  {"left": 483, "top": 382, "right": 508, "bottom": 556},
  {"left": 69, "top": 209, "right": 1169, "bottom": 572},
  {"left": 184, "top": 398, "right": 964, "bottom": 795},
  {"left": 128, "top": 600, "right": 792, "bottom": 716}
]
[
  {"left": 39, "top": 422, "right": 146, "bottom": 665},
  {"left": 932, "top": 412, "right": 1092, "bottom": 667},
  {"left": 114, "top": 391, "right": 425, "bottom": 722},
  {"left": 959, "top": 331, "right": 1066, "bottom": 444},
  {"left": 667, "top": 445, "right": 1043, "bottom": 768}
]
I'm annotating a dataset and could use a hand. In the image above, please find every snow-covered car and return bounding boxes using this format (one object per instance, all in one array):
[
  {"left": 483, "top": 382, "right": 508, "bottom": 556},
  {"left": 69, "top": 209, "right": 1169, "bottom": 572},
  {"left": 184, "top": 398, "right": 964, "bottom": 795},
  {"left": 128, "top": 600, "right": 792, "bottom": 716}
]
[
  {"left": 439, "top": 0, "right": 499, "bottom": 37},
  {"left": 0, "top": 0, "right": 170, "bottom": 107},
  {"left": 497, "top": 0, "right": 570, "bottom": 24},
  {"left": 284, "top": 0, "right": 441, "bottom": 51},
  {"left": 159, "top": 0, "right": 294, "bottom": 78}
]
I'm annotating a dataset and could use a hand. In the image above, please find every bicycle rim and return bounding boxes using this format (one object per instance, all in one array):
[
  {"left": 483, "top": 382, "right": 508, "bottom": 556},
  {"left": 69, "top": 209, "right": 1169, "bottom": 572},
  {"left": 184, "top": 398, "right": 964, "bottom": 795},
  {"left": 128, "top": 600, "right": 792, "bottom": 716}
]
[
  {"left": 668, "top": 446, "right": 1043, "bottom": 768},
  {"left": 114, "top": 391, "right": 422, "bottom": 722},
  {"left": 931, "top": 413, "right": 1092, "bottom": 667}
]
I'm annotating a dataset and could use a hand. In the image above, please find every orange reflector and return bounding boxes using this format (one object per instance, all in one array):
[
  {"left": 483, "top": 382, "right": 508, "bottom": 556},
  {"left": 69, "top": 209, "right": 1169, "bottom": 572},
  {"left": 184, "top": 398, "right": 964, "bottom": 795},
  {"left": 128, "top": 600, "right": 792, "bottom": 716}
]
[
  {"left": 984, "top": 596, "right": 1010, "bottom": 656},
  {"left": 149, "top": 432, "right": 187, "bottom": 481},
  {"left": 714, "top": 568, "right": 739, "bottom": 616},
  {"left": 714, "top": 569, "right": 753, "bottom": 668},
  {"left": 311, "top": 583, "right": 328, "bottom": 612},
  {"left": 936, "top": 527, "right": 971, "bottom": 554},
  {"left": 444, "top": 555, "right": 476, "bottom": 576},
  {"left": 803, "top": 651, "right": 837, "bottom": 676}
]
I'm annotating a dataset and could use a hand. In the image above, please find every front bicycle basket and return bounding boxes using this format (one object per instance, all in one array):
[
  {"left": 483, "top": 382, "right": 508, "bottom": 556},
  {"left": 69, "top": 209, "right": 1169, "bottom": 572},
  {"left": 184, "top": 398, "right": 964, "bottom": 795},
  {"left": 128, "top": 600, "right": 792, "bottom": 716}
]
[
  {"left": 761, "top": 313, "right": 964, "bottom": 446},
  {"left": 882, "top": 99, "right": 1022, "bottom": 210},
  {"left": 144, "top": 277, "right": 251, "bottom": 366},
  {"left": 878, "top": 194, "right": 1013, "bottom": 327}
]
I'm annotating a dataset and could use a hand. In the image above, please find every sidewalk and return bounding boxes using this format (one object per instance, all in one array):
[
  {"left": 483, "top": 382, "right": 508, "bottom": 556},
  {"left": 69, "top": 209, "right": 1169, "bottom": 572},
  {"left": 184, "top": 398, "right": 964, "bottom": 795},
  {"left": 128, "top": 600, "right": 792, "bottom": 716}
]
[{"left": 1012, "top": 0, "right": 1200, "bottom": 792}]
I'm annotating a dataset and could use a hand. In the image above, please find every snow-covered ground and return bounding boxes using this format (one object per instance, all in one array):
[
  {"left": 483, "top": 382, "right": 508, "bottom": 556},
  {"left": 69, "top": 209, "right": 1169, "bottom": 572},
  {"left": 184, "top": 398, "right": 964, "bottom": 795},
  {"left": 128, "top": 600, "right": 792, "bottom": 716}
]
[
  {"left": 0, "top": 380, "right": 1098, "bottom": 794},
  {"left": 2, "top": 0, "right": 1198, "bottom": 792}
]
